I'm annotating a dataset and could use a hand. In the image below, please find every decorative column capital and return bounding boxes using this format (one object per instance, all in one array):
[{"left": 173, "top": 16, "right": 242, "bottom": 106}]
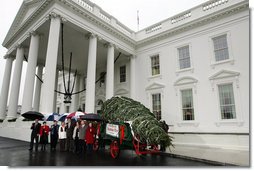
[
  {"left": 4, "top": 54, "right": 15, "bottom": 60},
  {"left": 46, "top": 12, "right": 66, "bottom": 22},
  {"left": 104, "top": 42, "right": 114, "bottom": 48},
  {"left": 27, "top": 31, "right": 42, "bottom": 38},
  {"left": 86, "top": 33, "right": 98, "bottom": 39}
]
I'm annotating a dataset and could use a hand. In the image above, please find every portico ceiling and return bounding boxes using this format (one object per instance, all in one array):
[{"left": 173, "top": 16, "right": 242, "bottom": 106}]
[{"left": 21, "top": 19, "right": 123, "bottom": 75}]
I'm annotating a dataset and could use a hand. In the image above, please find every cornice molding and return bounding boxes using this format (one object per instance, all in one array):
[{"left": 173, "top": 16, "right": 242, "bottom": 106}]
[
  {"left": 136, "top": 2, "right": 248, "bottom": 48},
  {"left": 3, "top": 0, "right": 52, "bottom": 48},
  {"left": 57, "top": 0, "right": 136, "bottom": 48},
  {"left": 3, "top": 0, "right": 248, "bottom": 53}
]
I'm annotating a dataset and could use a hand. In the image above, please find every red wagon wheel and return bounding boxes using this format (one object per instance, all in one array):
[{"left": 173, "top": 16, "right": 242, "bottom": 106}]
[
  {"left": 93, "top": 139, "right": 99, "bottom": 151},
  {"left": 110, "top": 140, "right": 120, "bottom": 159}
]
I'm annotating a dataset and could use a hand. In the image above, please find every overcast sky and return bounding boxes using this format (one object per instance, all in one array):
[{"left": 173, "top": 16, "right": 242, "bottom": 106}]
[{"left": 0, "top": 0, "right": 252, "bottom": 105}]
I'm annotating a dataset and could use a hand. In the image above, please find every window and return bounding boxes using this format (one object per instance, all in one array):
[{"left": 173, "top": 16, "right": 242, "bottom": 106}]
[
  {"left": 152, "top": 93, "right": 161, "bottom": 120},
  {"left": 218, "top": 84, "right": 236, "bottom": 119},
  {"left": 120, "top": 66, "right": 126, "bottom": 83},
  {"left": 151, "top": 55, "right": 160, "bottom": 76},
  {"left": 212, "top": 34, "right": 229, "bottom": 62},
  {"left": 178, "top": 46, "right": 191, "bottom": 69},
  {"left": 66, "top": 106, "right": 70, "bottom": 113},
  {"left": 57, "top": 107, "right": 60, "bottom": 114},
  {"left": 82, "top": 104, "right": 85, "bottom": 112},
  {"left": 181, "top": 89, "right": 194, "bottom": 120}
]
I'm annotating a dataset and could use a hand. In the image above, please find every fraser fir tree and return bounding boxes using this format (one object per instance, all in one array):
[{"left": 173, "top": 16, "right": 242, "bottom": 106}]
[{"left": 101, "top": 96, "right": 173, "bottom": 149}]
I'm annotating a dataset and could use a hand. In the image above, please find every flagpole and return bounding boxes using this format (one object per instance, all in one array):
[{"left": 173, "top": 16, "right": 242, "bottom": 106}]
[{"left": 137, "top": 10, "right": 139, "bottom": 31}]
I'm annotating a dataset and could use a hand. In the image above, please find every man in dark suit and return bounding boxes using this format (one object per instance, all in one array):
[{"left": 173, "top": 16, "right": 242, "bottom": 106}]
[{"left": 29, "top": 119, "right": 41, "bottom": 151}]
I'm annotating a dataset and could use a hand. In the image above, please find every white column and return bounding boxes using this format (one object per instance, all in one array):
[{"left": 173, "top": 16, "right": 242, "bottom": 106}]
[
  {"left": 33, "top": 64, "right": 43, "bottom": 112},
  {"left": 21, "top": 33, "right": 40, "bottom": 114},
  {"left": 71, "top": 74, "right": 81, "bottom": 112},
  {"left": 79, "top": 76, "right": 85, "bottom": 109},
  {"left": 40, "top": 15, "right": 61, "bottom": 114},
  {"left": 7, "top": 47, "right": 24, "bottom": 119},
  {"left": 106, "top": 43, "right": 114, "bottom": 100},
  {"left": 0, "top": 55, "right": 14, "bottom": 120},
  {"left": 53, "top": 69, "right": 59, "bottom": 113},
  {"left": 85, "top": 34, "right": 97, "bottom": 113},
  {"left": 130, "top": 55, "right": 136, "bottom": 100}
]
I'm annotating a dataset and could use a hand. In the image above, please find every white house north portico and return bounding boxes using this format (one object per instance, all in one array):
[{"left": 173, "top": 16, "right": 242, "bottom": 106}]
[{"left": 0, "top": 0, "right": 249, "bottom": 166}]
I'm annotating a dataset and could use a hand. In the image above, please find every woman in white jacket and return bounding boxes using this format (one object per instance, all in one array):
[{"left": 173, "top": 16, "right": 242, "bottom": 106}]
[{"left": 58, "top": 122, "right": 67, "bottom": 151}]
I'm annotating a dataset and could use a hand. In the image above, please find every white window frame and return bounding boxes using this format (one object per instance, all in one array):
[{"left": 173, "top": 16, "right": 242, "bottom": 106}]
[
  {"left": 217, "top": 83, "right": 236, "bottom": 120},
  {"left": 175, "top": 43, "right": 194, "bottom": 74},
  {"left": 174, "top": 77, "right": 199, "bottom": 127},
  {"left": 152, "top": 93, "right": 162, "bottom": 120},
  {"left": 150, "top": 54, "right": 160, "bottom": 76},
  {"left": 209, "top": 71, "right": 244, "bottom": 127},
  {"left": 181, "top": 89, "right": 195, "bottom": 121},
  {"left": 209, "top": 32, "right": 234, "bottom": 68},
  {"left": 145, "top": 82, "right": 165, "bottom": 120},
  {"left": 178, "top": 45, "right": 191, "bottom": 69}
]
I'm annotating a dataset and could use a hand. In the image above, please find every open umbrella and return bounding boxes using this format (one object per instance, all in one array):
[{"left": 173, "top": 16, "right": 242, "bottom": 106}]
[
  {"left": 21, "top": 111, "right": 44, "bottom": 121},
  {"left": 80, "top": 113, "right": 103, "bottom": 121},
  {"left": 58, "top": 113, "right": 69, "bottom": 122},
  {"left": 45, "top": 113, "right": 60, "bottom": 121},
  {"left": 67, "top": 111, "right": 85, "bottom": 120}
]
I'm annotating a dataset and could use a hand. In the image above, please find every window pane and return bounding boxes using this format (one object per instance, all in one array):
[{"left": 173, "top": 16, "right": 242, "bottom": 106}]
[
  {"left": 181, "top": 89, "right": 194, "bottom": 120},
  {"left": 178, "top": 46, "right": 191, "bottom": 69},
  {"left": 213, "top": 35, "right": 229, "bottom": 61},
  {"left": 120, "top": 65, "right": 126, "bottom": 82},
  {"left": 152, "top": 94, "right": 161, "bottom": 120},
  {"left": 218, "top": 84, "right": 236, "bottom": 119},
  {"left": 151, "top": 55, "right": 160, "bottom": 76}
]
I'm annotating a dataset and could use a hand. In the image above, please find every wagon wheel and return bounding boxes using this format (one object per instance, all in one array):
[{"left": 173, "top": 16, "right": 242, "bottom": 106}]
[
  {"left": 93, "top": 139, "right": 99, "bottom": 151},
  {"left": 110, "top": 140, "right": 120, "bottom": 159}
]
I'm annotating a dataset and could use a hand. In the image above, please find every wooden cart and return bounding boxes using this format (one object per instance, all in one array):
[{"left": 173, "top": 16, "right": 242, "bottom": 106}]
[{"left": 94, "top": 121, "right": 160, "bottom": 159}]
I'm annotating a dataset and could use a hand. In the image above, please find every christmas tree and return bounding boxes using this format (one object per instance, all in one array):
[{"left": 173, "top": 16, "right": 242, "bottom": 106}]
[{"left": 101, "top": 96, "right": 173, "bottom": 149}]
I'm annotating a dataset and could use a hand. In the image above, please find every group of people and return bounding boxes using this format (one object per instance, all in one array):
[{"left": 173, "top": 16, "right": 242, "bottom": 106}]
[{"left": 29, "top": 118, "right": 96, "bottom": 154}]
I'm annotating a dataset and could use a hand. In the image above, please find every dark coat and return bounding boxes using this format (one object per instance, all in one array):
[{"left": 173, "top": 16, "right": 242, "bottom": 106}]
[{"left": 31, "top": 123, "right": 41, "bottom": 136}]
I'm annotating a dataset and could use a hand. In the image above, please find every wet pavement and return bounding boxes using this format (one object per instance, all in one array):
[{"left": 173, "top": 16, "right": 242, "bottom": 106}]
[{"left": 0, "top": 136, "right": 221, "bottom": 167}]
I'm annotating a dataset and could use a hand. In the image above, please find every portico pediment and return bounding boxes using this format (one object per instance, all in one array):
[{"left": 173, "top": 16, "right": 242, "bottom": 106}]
[
  {"left": 209, "top": 70, "right": 240, "bottom": 80},
  {"left": 145, "top": 82, "right": 165, "bottom": 91},
  {"left": 3, "top": 0, "right": 46, "bottom": 46},
  {"left": 174, "top": 76, "right": 198, "bottom": 86}
]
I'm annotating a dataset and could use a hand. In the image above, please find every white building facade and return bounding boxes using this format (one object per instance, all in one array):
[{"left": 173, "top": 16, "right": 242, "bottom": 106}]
[{"left": 0, "top": 0, "right": 249, "bottom": 166}]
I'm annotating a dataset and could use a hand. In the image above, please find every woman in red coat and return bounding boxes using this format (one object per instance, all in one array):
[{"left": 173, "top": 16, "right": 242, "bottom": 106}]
[
  {"left": 39, "top": 121, "right": 50, "bottom": 151},
  {"left": 85, "top": 122, "right": 95, "bottom": 153}
]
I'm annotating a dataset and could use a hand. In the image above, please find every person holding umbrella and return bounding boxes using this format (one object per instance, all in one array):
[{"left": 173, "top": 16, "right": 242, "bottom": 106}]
[
  {"left": 39, "top": 121, "right": 50, "bottom": 151},
  {"left": 50, "top": 120, "right": 59, "bottom": 151},
  {"left": 29, "top": 119, "right": 41, "bottom": 151}
]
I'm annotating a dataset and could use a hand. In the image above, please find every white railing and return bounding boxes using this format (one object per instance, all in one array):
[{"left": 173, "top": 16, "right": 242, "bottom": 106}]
[
  {"left": 203, "top": 0, "right": 229, "bottom": 11},
  {"left": 99, "top": 12, "right": 111, "bottom": 23},
  {"left": 145, "top": 23, "right": 162, "bottom": 34},
  {"left": 137, "top": 0, "right": 245, "bottom": 40},
  {"left": 171, "top": 11, "right": 192, "bottom": 24},
  {"left": 72, "top": 0, "right": 93, "bottom": 12},
  {"left": 71, "top": 0, "right": 133, "bottom": 37}
]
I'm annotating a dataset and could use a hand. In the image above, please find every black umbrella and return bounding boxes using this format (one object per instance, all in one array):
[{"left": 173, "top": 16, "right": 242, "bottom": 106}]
[
  {"left": 21, "top": 111, "right": 44, "bottom": 121},
  {"left": 80, "top": 113, "right": 103, "bottom": 121}
]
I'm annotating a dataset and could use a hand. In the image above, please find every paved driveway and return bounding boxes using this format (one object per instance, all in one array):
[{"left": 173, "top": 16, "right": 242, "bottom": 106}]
[{"left": 0, "top": 137, "right": 221, "bottom": 167}]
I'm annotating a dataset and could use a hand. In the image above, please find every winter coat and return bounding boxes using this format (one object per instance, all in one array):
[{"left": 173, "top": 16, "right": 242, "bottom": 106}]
[
  {"left": 58, "top": 126, "right": 67, "bottom": 139},
  {"left": 85, "top": 126, "right": 95, "bottom": 144},
  {"left": 39, "top": 125, "right": 50, "bottom": 136}
]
